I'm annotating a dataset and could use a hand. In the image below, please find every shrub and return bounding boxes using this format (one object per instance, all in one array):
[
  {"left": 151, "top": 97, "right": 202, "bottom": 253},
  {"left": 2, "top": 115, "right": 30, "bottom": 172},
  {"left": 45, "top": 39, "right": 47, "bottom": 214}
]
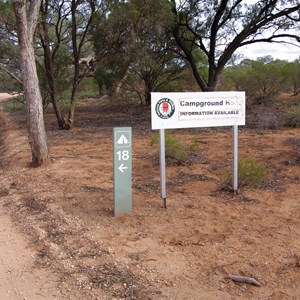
[
  {"left": 284, "top": 107, "right": 300, "bottom": 128},
  {"left": 4, "top": 96, "right": 25, "bottom": 112},
  {"left": 222, "top": 157, "right": 266, "bottom": 187},
  {"left": 238, "top": 158, "right": 266, "bottom": 186},
  {"left": 246, "top": 111, "right": 284, "bottom": 129},
  {"left": 151, "top": 130, "right": 192, "bottom": 165}
]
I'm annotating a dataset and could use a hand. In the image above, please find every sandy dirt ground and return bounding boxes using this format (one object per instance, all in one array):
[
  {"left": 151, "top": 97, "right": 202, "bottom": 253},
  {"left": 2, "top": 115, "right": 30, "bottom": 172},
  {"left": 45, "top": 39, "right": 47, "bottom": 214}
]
[
  {"left": 0, "top": 93, "right": 299, "bottom": 299},
  {"left": 0, "top": 94, "right": 87, "bottom": 300},
  {"left": 0, "top": 203, "right": 83, "bottom": 300}
]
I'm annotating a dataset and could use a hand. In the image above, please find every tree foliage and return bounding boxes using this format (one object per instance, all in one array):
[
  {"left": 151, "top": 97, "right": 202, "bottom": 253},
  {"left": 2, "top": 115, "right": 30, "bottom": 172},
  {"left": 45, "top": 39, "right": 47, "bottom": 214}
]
[
  {"left": 0, "top": 1, "right": 23, "bottom": 92},
  {"left": 37, "top": 0, "right": 102, "bottom": 129},
  {"left": 286, "top": 59, "right": 300, "bottom": 95},
  {"left": 91, "top": 0, "right": 185, "bottom": 105},
  {"left": 1, "top": 0, "right": 300, "bottom": 128},
  {"left": 170, "top": 0, "right": 300, "bottom": 91},
  {"left": 225, "top": 57, "right": 287, "bottom": 104}
]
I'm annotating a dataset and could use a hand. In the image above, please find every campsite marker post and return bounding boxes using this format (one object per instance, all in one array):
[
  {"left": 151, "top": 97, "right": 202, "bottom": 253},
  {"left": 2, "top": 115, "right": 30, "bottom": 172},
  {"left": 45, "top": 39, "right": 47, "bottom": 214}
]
[{"left": 113, "top": 127, "right": 132, "bottom": 217}]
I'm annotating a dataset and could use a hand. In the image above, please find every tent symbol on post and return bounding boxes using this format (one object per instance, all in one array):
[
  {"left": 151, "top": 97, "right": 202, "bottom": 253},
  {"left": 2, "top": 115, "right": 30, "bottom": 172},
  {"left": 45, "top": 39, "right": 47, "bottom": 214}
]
[
  {"left": 115, "top": 131, "right": 131, "bottom": 147},
  {"left": 117, "top": 134, "right": 129, "bottom": 145}
]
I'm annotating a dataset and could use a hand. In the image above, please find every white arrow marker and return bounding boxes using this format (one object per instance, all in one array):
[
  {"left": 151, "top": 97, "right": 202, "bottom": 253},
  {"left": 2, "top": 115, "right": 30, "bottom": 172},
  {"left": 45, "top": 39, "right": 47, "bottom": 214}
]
[{"left": 118, "top": 163, "right": 128, "bottom": 173}]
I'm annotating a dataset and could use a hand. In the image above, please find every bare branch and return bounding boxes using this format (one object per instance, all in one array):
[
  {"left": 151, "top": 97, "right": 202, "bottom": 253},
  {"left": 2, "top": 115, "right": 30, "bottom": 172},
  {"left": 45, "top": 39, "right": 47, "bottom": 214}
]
[{"left": 0, "top": 64, "right": 23, "bottom": 85}]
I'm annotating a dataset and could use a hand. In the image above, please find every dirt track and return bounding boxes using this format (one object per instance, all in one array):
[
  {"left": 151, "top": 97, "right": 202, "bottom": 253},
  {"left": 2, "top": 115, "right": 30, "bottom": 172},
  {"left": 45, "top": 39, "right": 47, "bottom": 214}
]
[
  {"left": 0, "top": 93, "right": 86, "bottom": 300},
  {"left": 0, "top": 203, "right": 75, "bottom": 299},
  {"left": 0, "top": 93, "right": 300, "bottom": 299}
]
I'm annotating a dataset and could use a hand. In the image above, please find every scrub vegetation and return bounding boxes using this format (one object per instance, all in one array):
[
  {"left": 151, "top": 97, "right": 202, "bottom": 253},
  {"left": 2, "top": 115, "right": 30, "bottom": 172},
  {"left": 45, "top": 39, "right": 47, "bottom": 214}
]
[
  {"left": 238, "top": 158, "right": 266, "bottom": 187},
  {"left": 222, "top": 157, "right": 266, "bottom": 188},
  {"left": 0, "top": 1, "right": 300, "bottom": 298},
  {"left": 151, "top": 130, "right": 196, "bottom": 165}
]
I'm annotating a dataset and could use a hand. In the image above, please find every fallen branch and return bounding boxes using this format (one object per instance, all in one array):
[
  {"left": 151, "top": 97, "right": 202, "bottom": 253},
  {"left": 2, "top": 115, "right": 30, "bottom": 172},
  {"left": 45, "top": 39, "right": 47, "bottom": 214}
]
[{"left": 229, "top": 274, "right": 261, "bottom": 286}]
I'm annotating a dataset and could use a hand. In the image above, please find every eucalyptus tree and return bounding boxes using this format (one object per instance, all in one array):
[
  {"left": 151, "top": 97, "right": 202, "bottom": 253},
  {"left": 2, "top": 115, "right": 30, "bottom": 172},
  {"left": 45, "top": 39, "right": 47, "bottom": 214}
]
[
  {"left": 127, "top": 0, "right": 185, "bottom": 105},
  {"left": 38, "top": 0, "right": 69, "bottom": 129},
  {"left": 170, "top": 0, "right": 300, "bottom": 91},
  {"left": 90, "top": 2, "right": 133, "bottom": 97},
  {"left": 38, "top": 0, "right": 103, "bottom": 129},
  {"left": 226, "top": 57, "right": 287, "bottom": 103},
  {"left": 12, "top": 0, "right": 50, "bottom": 166},
  {"left": 91, "top": 0, "right": 185, "bottom": 105},
  {"left": 0, "top": 1, "right": 22, "bottom": 92},
  {"left": 67, "top": 0, "right": 100, "bottom": 128},
  {"left": 287, "top": 58, "right": 300, "bottom": 95}
]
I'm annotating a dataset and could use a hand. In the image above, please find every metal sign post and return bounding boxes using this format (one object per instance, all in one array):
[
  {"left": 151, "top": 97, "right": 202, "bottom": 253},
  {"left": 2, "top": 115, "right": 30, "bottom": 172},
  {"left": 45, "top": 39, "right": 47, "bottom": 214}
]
[
  {"left": 232, "top": 124, "right": 238, "bottom": 192},
  {"left": 113, "top": 127, "right": 132, "bottom": 217},
  {"left": 159, "top": 129, "right": 167, "bottom": 208}
]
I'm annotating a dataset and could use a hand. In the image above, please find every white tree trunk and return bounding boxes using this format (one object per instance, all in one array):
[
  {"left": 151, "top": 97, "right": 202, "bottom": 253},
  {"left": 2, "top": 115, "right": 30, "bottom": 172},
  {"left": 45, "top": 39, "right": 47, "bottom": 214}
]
[{"left": 13, "top": 0, "right": 50, "bottom": 166}]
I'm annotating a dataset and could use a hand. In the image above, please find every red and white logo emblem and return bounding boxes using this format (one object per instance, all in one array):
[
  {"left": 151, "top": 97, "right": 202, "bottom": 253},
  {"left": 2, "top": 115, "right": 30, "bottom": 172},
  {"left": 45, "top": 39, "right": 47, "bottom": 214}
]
[{"left": 155, "top": 98, "right": 175, "bottom": 119}]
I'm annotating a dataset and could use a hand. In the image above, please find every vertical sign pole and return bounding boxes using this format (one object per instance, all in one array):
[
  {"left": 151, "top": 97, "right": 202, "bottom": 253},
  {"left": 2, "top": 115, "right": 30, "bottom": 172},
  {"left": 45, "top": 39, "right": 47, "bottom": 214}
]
[
  {"left": 232, "top": 124, "right": 238, "bottom": 193},
  {"left": 113, "top": 127, "right": 132, "bottom": 217},
  {"left": 159, "top": 129, "right": 167, "bottom": 208}
]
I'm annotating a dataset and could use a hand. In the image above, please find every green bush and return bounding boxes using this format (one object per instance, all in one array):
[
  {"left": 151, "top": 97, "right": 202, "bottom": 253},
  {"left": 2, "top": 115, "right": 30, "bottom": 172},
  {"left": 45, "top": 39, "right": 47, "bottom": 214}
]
[
  {"left": 238, "top": 158, "right": 266, "bottom": 186},
  {"left": 151, "top": 130, "right": 192, "bottom": 165},
  {"left": 284, "top": 107, "right": 300, "bottom": 128},
  {"left": 188, "top": 138, "right": 198, "bottom": 151},
  {"left": 77, "top": 77, "right": 99, "bottom": 99},
  {"left": 4, "top": 98, "right": 24, "bottom": 112},
  {"left": 222, "top": 157, "right": 266, "bottom": 187}
]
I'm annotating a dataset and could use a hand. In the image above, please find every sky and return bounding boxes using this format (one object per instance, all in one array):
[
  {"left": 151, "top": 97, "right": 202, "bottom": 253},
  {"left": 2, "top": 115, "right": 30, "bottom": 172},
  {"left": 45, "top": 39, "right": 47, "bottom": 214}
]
[
  {"left": 175, "top": 0, "right": 300, "bottom": 62},
  {"left": 234, "top": 0, "right": 300, "bottom": 62},
  {"left": 235, "top": 41, "right": 300, "bottom": 62}
]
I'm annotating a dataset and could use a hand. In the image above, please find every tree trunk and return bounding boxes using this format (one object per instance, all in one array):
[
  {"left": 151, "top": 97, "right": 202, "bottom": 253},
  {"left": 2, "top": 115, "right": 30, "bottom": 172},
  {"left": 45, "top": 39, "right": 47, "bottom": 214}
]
[
  {"left": 40, "top": 10, "right": 68, "bottom": 130},
  {"left": 207, "top": 67, "right": 221, "bottom": 91},
  {"left": 115, "top": 68, "right": 130, "bottom": 95},
  {"left": 13, "top": 0, "right": 50, "bottom": 167},
  {"left": 66, "top": 102, "right": 76, "bottom": 130},
  {"left": 66, "top": 80, "right": 79, "bottom": 129},
  {"left": 144, "top": 79, "right": 152, "bottom": 106},
  {"left": 21, "top": 46, "right": 50, "bottom": 166},
  {"left": 42, "top": 42, "right": 67, "bottom": 129}
]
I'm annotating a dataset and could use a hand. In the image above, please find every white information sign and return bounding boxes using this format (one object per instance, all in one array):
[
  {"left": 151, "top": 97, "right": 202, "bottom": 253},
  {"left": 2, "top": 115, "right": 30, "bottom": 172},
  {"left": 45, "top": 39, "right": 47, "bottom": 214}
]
[{"left": 151, "top": 92, "right": 245, "bottom": 129}]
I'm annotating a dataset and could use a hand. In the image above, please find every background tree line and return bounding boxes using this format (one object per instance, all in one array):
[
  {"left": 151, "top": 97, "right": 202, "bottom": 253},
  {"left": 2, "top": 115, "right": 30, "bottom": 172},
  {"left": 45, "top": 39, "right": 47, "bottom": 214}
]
[
  {"left": 223, "top": 56, "right": 300, "bottom": 103},
  {"left": 0, "top": 0, "right": 299, "bottom": 166}
]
